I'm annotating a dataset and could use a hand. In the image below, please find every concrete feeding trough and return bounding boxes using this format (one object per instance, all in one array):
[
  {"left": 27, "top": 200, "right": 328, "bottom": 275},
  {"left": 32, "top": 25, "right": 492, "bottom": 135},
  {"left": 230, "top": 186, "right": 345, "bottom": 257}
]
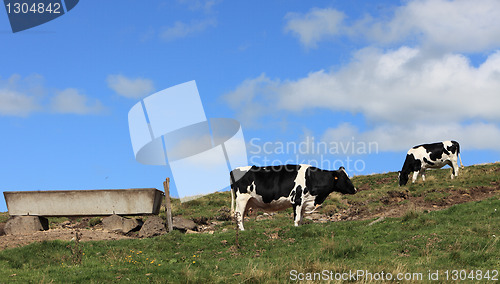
[{"left": 3, "top": 188, "right": 164, "bottom": 217}]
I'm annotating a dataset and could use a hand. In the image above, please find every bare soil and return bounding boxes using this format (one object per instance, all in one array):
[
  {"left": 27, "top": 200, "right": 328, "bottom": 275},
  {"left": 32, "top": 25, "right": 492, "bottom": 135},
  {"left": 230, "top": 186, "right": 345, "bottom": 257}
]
[
  {"left": 345, "top": 183, "right": 499, "bottom": 221},
  {"left": 0, "top": 222, "right": 134, "bottom": 251}
]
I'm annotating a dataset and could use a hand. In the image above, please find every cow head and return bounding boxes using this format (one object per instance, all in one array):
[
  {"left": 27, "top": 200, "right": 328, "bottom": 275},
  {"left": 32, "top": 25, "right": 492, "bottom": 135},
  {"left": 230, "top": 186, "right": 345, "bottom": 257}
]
[
  {"left": 398, "top": 153, "right": 420, "bottom": 186},
  {"left": 398, "top": 171, "right": 409, "bottom": 186},
  {"left": 333, "top": 166, "right": 357, "bottom": 194},
  {"left": 306, "top": 166, "right": 357, "bottom": 206}
]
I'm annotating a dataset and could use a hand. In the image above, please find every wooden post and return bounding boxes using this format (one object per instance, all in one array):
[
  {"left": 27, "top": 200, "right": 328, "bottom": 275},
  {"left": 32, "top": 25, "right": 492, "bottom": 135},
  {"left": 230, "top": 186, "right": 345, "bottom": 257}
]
[{"left": 163, "top": 178, "right": 173, "bottom": 233}]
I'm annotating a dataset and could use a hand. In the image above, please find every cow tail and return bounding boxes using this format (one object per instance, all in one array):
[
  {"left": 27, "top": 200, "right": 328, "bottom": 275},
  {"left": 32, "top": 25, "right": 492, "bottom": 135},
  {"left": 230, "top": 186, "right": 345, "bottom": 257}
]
[
  {"left": 230, "top": 186, "right": 235, "bottom": 215},
  {"left": 455, "top": 141, "right": 464, "bottom": 168},
  {"left": 230, "top": 171, "right": 235, "bottom": 215}
]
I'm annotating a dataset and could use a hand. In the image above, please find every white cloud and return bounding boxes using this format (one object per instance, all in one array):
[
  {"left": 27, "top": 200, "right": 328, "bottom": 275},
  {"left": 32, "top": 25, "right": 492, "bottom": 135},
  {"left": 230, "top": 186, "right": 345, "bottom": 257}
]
[
  {"left": 369, "top": 0, "right": 500, "bottom": 52},
  {"left": 0, "top": 74, "right": 43, "bottom": 117},
  {"left": 222, "top": 74, "right": 280, "bottom": 128},
  {"left": 228, "top": 1, "right": 500, "bottom": 152},
  {"left": 107, "top": 74, "right": 154, "bottom": 99},
  {"left": 225, "top": 46, "right": 500, "bottom": 151},
  {"left": 230, "top": 47, "right": 500, "bottom": 124},
  {"left": 284, "top": 7, "right": 345, "bottom": 48},
  {"left": 177, "top": 0, "right": 219, "bottom": 13},
  {"left": 286, "top": 1, "right": 500, "bottom": 53},
  {"left": 0, "top": 89, "right": 40, "bottom": 117},
  {"left": 0, "top": 74, "right": 106, "bottom": 116},
  {"left": 165, "top": 133, "right": 213, "bottom": 162},
  {"left": 321, "top": 122, "right": 500, "bottom": 151},
  {"left": 298, "top": 47, "right": 500, "bottom": 123},
  {"left": 160, "top": 18, "right": 216, "bottom": 41},
  {"left": 51, "top": 89, "right": 105, "bottom": 115}
]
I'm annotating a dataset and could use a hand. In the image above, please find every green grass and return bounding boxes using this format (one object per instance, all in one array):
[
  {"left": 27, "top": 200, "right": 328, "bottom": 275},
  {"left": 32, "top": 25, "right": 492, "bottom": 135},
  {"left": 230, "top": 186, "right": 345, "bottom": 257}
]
[
  {"left": 0, "top": 214, "right": 8, "bottom": 225},
  {"left": 0, "top": 163, "right": 499, "bottom": 283},
  {"left": 0, "top": 198, "right": 498, "bottom": 283}
]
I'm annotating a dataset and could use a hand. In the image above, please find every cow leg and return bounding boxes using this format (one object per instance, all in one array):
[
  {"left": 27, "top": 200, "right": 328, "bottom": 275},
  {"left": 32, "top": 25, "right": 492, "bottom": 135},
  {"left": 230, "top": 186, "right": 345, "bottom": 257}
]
[
  {"left": 450, "top": 160, "right": 459, "bottom": 179},
  {"left": 418, "top": 168, "right": 427, "bottom": 182},
  {"left": 293, "top": 204, "right": 303, "bottom": 227},
  {"left": 411, "top": 171, "right": 419, "bottom": 183},
  {"left": 235, "top": 194, "right": 251, "bottom": 231}
]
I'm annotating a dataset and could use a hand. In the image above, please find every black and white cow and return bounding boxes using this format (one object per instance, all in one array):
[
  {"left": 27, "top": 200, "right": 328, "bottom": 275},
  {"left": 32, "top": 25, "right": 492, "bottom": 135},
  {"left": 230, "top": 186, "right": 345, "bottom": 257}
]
[
  {"left": 230, "top": 164, "right": 357, "bottom": 230},
  {"left": 398, "top": 140, "right": 464, "bottom": 186}
]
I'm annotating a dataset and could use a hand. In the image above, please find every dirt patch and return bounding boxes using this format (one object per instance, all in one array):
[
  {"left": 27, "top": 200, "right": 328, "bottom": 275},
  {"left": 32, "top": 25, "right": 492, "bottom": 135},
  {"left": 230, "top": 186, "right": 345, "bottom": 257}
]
[
  {"left": 0, "top": 228, "right": 133, "bottom": 251},
  {"left": 376, "top": 176, "right": 396, "bottom": 184},
  {"left": 0, "top": 214, "right": 220, "bottom": 250},
  {"left": 304, "top": 184, "right": 499, "bottom": 222},
  {"left": 355, "top": 184, "right": 371, "bottom": 192},
  {"left": 347, "top": 185, "right": 499, "bottom": 221},
  {"left": 380, "top": 190, "right": 409, "bottom": 205}
]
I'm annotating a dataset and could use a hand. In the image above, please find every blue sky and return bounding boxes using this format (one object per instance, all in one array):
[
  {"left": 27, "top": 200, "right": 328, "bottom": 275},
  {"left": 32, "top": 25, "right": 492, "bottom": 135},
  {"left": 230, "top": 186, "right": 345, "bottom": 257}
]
[{"left": 2, "top": 0, "right": 500, "bottom": 212}]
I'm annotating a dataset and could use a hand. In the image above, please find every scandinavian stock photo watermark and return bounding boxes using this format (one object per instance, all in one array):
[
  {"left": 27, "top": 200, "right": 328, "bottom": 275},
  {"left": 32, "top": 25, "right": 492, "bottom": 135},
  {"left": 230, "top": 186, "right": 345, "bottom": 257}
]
[
  {"left": 248, "top": 137, "right": 379, "bottom": 174},
  {"left": 4, "top": 0, "right": 80, "bottom": 33},
  {"left": 289, "top": 269, "right": 499, "bottom": 282}
]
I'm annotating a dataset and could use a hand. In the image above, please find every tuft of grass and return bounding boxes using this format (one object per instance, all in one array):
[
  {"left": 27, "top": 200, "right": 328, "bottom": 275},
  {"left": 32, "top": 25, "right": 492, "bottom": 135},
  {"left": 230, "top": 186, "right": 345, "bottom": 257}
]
[
  {"left": 47, "top": 217, "right": 69, "bottom": 229},
  {"left": 88, "top": 217, "right": 102, "bottom": 227},
  {"left": 319, "top": 233, "right": 336, "bottom": 254},
  {"left": 424, "top": 191, "right": 451, "bottom": 204},
  {"left": 402, "top": 203, "right": 423, "bottom": 222},
  {"left": 333, "top": 240, "right": 364, "bottom": 259},
  {"left": 0, "top": 212, "right": 9, "bottom": 223}
]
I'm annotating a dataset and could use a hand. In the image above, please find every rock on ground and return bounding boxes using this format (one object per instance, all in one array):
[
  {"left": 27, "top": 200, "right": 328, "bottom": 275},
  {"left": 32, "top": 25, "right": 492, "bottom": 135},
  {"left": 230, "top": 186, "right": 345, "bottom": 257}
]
[
  {"left": 138, "top": 216, "right": 166, "bottom": 238},
  {"left": 172, "top": 216, "right": 197, "bottom": 231},
  {"left": 102, "top": 214, "right": 142, "bottom": 234},
  {"left": 4, "top": 216, "right": 49, "bottom": 235}
]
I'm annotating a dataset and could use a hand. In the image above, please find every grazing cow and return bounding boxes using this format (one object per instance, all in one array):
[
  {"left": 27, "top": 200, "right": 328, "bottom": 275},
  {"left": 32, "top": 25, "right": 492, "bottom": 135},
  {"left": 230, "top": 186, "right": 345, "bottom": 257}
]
[
  {"left": 230, "top": 164, "right": 357, "bottom": 230},
  {"left": 398, "top": 140, "right": 464, "bottom": 186}
]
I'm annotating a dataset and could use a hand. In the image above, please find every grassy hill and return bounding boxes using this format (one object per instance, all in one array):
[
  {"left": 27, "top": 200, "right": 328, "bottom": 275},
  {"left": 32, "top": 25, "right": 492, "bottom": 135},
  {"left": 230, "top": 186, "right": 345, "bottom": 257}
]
[{"left": 0, "top": 163, "right": 498, "bottom": 283}]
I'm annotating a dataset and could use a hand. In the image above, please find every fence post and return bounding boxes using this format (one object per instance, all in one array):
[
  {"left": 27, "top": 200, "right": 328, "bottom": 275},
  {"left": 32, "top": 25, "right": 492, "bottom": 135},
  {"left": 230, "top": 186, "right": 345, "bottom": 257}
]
[
  {"left": 163, "top": 178, "right": 173, "bottom": 233},
  {"left": 234, "top": 211, "right": 240, "bottom": 249}
]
